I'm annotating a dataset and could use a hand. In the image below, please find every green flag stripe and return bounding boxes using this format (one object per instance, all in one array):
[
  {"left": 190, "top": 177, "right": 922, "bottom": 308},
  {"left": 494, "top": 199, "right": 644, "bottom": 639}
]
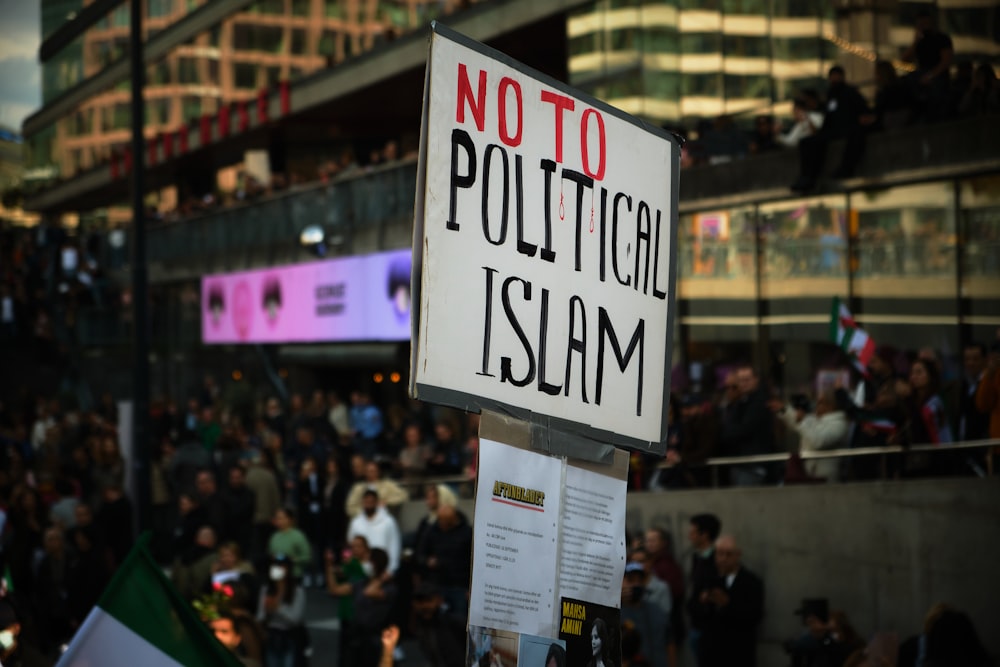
[
  {"left": 97, "top": 534, "right": 241, "bottom": 667},
  {"left": 829, "top": 296, "right": 841, "bottom": 342}
]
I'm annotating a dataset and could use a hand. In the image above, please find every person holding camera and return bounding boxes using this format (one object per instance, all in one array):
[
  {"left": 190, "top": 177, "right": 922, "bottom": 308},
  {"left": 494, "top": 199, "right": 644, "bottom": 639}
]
[{"left": 778, "top": 390, "right": 849, "bottom": 482}]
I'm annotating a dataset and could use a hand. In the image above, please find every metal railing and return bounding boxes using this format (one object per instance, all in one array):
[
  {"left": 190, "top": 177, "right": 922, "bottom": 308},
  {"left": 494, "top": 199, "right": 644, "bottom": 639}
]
[{"left": 383, "top": 439, "right": 998, "bottom": 499}]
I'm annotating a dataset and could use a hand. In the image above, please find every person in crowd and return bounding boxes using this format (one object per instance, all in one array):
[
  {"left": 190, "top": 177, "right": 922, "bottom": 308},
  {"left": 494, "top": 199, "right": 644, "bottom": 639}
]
[
  {"left": 321, "top": 457, "right": 349, "bottom": 564},
  {"left": 348, "top": 489, "right": 402, "bottom": 575},
  {"left": 326, "top": 391, "right": 351, "bottom": 447},
  {"left": 694, "top": 534, "right": 764, "bottom": 667},
  {"left": 345, "top": 460, "right": 408, "bottom": 518},
  {"left": 33, "top": 527, "right": 73, "bottom": 652},
  {"left": 412, "top": 484, "right": 457, "bottom": 564},
  {"left": 414, "top": 500, "right": 472, "bottom": 618},
  {"left": 267, "top": 508, "right": 312, "bottom": 581},
  {"left": 95, "top": 481, "right": 133, "bottom": 569},
  {"left": 173, "top": 526, "right": 218, "bottom": 600},
  {"left": 748, "top": 115, "right": 778, "bottom": 154},
  {"left": 67, "top": 524, "right": 108, "bottom": 627},
  {"left": 959, "top": 63, "right": 1000, "bottom": 116},
  {"left": 628, "top": 547, "right": 673, "bottom": 626},
  {"left": 410, "top": 582, "right": 468, "bottom": 667},
  {"left": 907, "top": 357, "right": 953, "bottom": 446},
  {"left": 328, "top": 548, "right": 397, "bottom": 667},
  {"left": 621, "top": 561, "right": 669, "bottom": 667},
  {"left": 777, "top": 390, "right": 849, "bottom": 481},
  {"left": 676, "top": 395, "right": 719, "bottom": 487},
  {"left": 778, "top": 92, "right": 824, "bottom": 149},
  {"left": 0, "top": 598, "right": 49, "bottom": 667},
  {"left": 350, "top": 390, "right": 385, "bottom": 461},
  {"left": 194, "top": 469, "right": 226, "bottom": 535},
  {"left": 209, "top": 610, "right": 260, "bottom": 667},
  {"left": 792, "top": 66, "right": 871, "bottom": 191},
  {"left": 325, "top": 535, "right": 372, "bottom": 666},
  {"left": 960, "top": 342, "right": 991, "bottom": 442},
  {"left": 210, "top": 541, "right": 258, "bottom": 599},
  {"left": 861, "top": 60, "right": 914, "bottom": 132},
  {"left": 645, "top": 527, "right": 684, "bottom": 667},
  {"left": 257, "top": 553, "right": 306, "bottom": 667},
  {"left": 901, "top": 9, "right": 954, "bottom": 122},
  {"left": 221, "top": 465, "right": 255, "bottom": 557},
  {"left": 685, "top": 514, "right": 721, "bottom": 667},
  {"left": 721, "top": 366, "right": 775, "bottom": 486},
  {"left": 6, "top": 486, "right": 45, "bottom": 595},
  {"left": 426, "top": 419, "right": 464, "bottom": 476},
  {"left": 295, "top": 456, "right": 324, "bottom": 587},
  {"left": 898, "top": 603, "right": 992, "bottom": 667},
  {"left": 397, "top": 422, "right": 431, "bottom": 479},
  {"left": 975, "top": 342, "right": 1000, "bottom": 441},
  {"left": 244, "top": 450, "right": 281, "bottom": 560}
]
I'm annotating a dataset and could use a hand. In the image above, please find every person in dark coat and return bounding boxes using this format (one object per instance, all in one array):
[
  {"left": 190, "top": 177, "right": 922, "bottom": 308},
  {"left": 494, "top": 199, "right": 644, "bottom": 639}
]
[
  {"left": 222, "top": 465, "right": 256, "bottom": 557},
  {"left": 694, "top": 535, "right": 764, "bottom": 667},
  {"left": 686, "top": 514, "right": 722, "bottom": 667},
  {"left": 415, "top": 503, "right": 472, "bottom": 619},
  {"left": 411, "top": 583, "right": 467, "bottom": 667},
  {"left": 720, "top": 366, "right": 775, "bottom": 486},
  {"left": 792, "top": 66, "right": 871, "bottom": 191}
]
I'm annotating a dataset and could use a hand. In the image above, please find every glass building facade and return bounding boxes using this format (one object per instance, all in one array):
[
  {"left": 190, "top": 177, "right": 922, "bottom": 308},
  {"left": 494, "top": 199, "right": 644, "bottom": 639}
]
[
  {"left": 28, "top": 0, "right": 482, "bottom": 181},
  {"left": 676, "top": 174, "right": 1000, "bottom": 396},
  {"left": 568, "top": 0, "right": 1000, "bottom": 126}
]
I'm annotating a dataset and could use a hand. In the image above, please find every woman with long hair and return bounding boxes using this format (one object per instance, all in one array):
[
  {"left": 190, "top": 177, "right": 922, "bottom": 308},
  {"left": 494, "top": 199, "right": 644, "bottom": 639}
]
[
  {"left": 906, "top": 358, "right": 953, "bottom": 445},
  {"left": 587, "top": 617, "right": 615, "bottom": 667},
  {"left": 257, "top": 553, "right": 305, "bottom": 667}
]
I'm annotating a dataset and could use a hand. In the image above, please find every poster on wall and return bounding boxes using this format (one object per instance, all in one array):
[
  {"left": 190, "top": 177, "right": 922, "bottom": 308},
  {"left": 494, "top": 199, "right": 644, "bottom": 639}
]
[
  {"left": 201, "top": 248, "right": 411, "bottom": 344},
  {"left": 410, "top": 23, "right": 680, "bottom": 454}
]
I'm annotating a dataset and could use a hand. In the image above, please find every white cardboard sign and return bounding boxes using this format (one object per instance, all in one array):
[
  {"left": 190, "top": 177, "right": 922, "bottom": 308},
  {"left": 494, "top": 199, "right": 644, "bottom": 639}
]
[{"left": 411, "top": 25, "right": 679, "bottom": 452}]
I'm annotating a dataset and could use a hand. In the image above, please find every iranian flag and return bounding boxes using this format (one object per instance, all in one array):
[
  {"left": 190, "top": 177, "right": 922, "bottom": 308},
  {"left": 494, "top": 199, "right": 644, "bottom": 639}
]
[
  {"left": 57, "top": 535, "right": 241, "bottom": 667},
  {"left": 830, "top": 297, "right": 876, "bottom": 371}
]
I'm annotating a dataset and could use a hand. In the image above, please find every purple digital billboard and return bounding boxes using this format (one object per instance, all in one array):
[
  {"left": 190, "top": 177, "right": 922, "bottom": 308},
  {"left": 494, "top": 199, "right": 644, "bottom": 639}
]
[{"left": 201, "top": 249, "right": 411, "bottom": 344}]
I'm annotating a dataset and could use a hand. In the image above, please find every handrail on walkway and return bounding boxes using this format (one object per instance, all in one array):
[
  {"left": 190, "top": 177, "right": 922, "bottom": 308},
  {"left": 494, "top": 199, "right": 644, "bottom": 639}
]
[{"left": 389, "top": 439, "right": 998, "bottom": 496}]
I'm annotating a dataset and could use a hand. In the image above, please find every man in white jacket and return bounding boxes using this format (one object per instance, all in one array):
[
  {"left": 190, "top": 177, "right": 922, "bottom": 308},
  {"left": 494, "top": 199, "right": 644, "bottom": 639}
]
[
  {"left": 348, "top": 489, "right": 402, "bottom": 573},
  {"left": 779, "top": 390, "right": 848, "bottom": 481}
]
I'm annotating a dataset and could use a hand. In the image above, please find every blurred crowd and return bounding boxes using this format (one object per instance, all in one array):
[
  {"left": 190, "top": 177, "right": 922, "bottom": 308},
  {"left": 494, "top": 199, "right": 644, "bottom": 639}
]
[{"left": 644, "top": 339, "right": 1000, "bottom": 491}]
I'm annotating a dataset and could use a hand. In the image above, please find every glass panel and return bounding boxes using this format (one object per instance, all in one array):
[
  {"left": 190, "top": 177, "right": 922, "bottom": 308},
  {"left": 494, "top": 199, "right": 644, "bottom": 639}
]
[
  {"left": 851, "top": 182, "right": 959, "bottom": 356},
  {"left": 759, "top": 195, "right": 848, "bottom": 296},
  {"left": 959, "top": 176, "right": 1000, "bottom": 345},
  {"left": 677, "top": 206, "right": 758, "bottom": 386}
]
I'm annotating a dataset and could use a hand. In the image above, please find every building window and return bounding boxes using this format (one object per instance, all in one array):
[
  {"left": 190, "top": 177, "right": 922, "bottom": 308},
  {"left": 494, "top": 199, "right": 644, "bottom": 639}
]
[
  {"left": 233, "top": 24, "right": 285, "bottom": 53},
  {"left": 644, "top": 27, "right": 678, "bottom": 54},
  {"left": 147, "top": 0, "right": 174, "bottom": 19},
  {"left": 291, "top": 29, "right": 308, "bottom": 55},
  {"left": 722, "top": 0, "right": 768, "bottom": 14},
  {"left": 570, "top": 32, "right": 599, "bottom": 57},
  {"left": 610, "top": 27, "right": 640, "bottom": 51},
  {"left": 723, "top": 35, "right": 769, "bottom": 58},
  {"left": 683, "top": 73, "right": 722, "bottom": 97},
  {"left": 234, "top": 63, "right": 258, "bottom": 89},
  {"left": 724, "top": 74, "right": 771, "bottom": 99},
  {"left": 681, "top": 32, "right": 723, "bottom": 55},
  {"left": 182, "top": 96, "right": 202, "bottom": 122},
  {"left": 178, "top": 57, "right": 200, "bottom": 84}
]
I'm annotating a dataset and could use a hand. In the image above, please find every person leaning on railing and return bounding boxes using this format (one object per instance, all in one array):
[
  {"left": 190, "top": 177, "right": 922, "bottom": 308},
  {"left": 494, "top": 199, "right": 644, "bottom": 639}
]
[{"left": 975, "top": 342, "right": 1000, "bottom": 457}]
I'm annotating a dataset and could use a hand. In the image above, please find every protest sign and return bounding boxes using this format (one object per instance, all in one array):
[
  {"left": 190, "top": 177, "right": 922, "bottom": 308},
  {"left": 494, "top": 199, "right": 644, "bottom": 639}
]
[{"left": 411, "top": 23, "right": 679, "bottom": 453}]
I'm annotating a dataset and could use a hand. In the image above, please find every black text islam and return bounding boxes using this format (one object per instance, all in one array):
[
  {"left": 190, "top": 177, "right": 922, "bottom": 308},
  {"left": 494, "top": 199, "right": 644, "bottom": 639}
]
[{"left": 446, "top": 128, "right": 673, "bottom": 299}]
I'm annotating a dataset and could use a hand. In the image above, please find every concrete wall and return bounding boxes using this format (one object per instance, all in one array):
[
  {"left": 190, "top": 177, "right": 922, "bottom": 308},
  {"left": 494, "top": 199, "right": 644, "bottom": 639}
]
[{"left": 398, "top": 478, "right": 1000, "bottom": 664}]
